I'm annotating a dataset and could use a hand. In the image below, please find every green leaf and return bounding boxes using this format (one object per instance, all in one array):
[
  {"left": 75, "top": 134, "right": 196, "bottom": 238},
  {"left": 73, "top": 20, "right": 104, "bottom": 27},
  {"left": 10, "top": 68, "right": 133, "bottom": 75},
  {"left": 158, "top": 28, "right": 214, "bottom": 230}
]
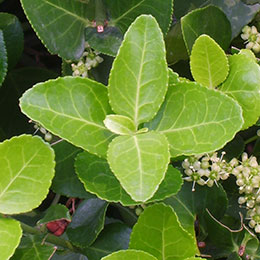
[
  {"left": 20, "top": 0, "right": 91, "bottom": 60},
  {"left": 11, "top": 234, "right": 56, "bottom": 260},
  {"left": 104, "top": 115, "right": 136, "bottom": 135},
  {"left": 242, "top": 0, "right": 260, "bottom": 4},
  {"left": 0, "top": 135, "right": 55, "bottom": 214},
  {"left": 165, "top": 21, "right": 189, "bottom": 65},
  {"left": 147, "top": 81, "right": 243, "bottom": 157},
  {"left": 38, "top": 204, "right": 71, "bottom": 225},
  {"left": 51, "top": 141, "right": 95, "bottom": 199},
  {"left": 129, "top": 203, "right": 198, "bottom": 260},
  {"left": 108, "top": 15, "right": 168, "bottom": 127},
  {"left": 102, "top": 250, "right": 158, "bottom": 260},
  {"left": 190, "top": 34, "right": 229, "bottom": 88},
  {"left": 83, "top": 223, "right": 131, "bottom": 260},
  {"left": 0, "top": 30, "right": 7, "bottom": 87},
  {"left": 66, "top": 198, "right": 108, "bottom": 247},
  {"left": 52, "top": 252, "right": 88, "bottom": 260},
  {"left": 181, "top": 5, "right": 232, "bottom": 54},
  {"left": 75, "top": 151, "right": 182, "bottom": 205},
  {"left": 0, "top": 13, "right": 24, "bottom": 69},
  {"left": 85, "top": 27, "right": 123, "bottom": 57},
  {"left": 219, "top": 54, "right": 260, "bottom": 130},
  {"left": 107, "top": 132, "right": 170, "bottom": 202},
  {"left": 0, "top": 218, "right": 22, "bottom": 260},
  {"left": 20, "top": 76, "right": 115, "bottom": 158},
  {"left": 104, "top": 0, "right": 173, "bottom": 34}
]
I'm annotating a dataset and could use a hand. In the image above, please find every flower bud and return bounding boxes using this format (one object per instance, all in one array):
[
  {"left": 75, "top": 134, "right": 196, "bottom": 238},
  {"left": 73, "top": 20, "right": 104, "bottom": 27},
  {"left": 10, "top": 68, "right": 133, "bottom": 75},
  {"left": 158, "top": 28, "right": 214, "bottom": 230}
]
[
  {"left": 238, "top": 196, "right": 246, "bottom": 204},
  {"left": 249, "top": 219, "right": 256, "bottom": 228}
]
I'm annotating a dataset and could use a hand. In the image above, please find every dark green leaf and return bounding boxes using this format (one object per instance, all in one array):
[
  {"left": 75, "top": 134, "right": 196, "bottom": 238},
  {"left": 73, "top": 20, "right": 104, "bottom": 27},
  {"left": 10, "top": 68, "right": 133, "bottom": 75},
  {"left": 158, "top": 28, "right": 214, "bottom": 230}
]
[
  {"left": 83, "top": 223, "right": 131, "bottom": 260},
  {"left": 129, "top": 203, "right": 198, "bottom": 259},
  {"left": 52, "top": 252, "right": 88, "bottom": 260},
  {"left": 242, "top": 0, "right": 260, "bottom": 3},
  {"left": 0, "top": 30, "right": 7, "bottom": 87},
  {"left": 20, "top": 0, "right": 91, "bottom": 60},
  {"left": 85, "top": 27, "right": 123, "bottom": 57},
  {"left": 11, "top": 235, "right": 56, "bottom": 260},
  {"left": 38, "top": 204, "right": 71, "bottom": 225},
  {"left": 67, "top": 198, "right": 108, "bottom": 247},
  {"left": 51, "top": 141, "right": 95, "bottom": 199},
  {"left": 181, "top": 5, "right": 232, "bottom": 53},
  {"left": 165, "top": 21, "right": 189, "bottom": 65},
  {"left": 0, "top": 13, "right": 23, "bottom": 69},
  {"left": 147, "top": 81, "right": 243, "bottom": 157},
  {"left": 20, "top": 77, "right": 115, "bottom": 158},
  {"left": 104, "top": 0, "right": 173, "bottom": 34},
  {"left": 75, "top": 151, "right": 182, "bottom": 205},
  {"left": 219, "top": 54, "right": 260, "bottom": 130}
]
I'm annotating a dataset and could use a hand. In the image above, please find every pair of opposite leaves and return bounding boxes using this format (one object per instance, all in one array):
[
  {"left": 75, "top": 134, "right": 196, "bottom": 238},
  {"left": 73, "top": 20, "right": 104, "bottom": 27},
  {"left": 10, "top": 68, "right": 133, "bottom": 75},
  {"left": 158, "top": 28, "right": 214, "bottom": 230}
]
[{"left": 20, "top": 15, "right": 252, "bottom": 202}]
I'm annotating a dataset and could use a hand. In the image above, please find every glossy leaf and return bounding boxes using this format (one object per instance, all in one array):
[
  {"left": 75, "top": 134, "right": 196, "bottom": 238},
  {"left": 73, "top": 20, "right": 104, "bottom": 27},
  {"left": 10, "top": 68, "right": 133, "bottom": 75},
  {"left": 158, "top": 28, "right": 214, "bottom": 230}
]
[
  {"left": 108, "top": 15, "right": 168, "bottom": 127},
  {"left": 190, "top": 34, "right": 229, "bottom": 88},
  {"left": 51, "top": 141, "right": 94, "bottom": 199},
  {"left": 129, "top": 203, "right": 198, "bottom": 260},
  {"left": 38, "top": 204, "right": 71, "bottom": 225},
  {"left": 83, "top": 223, "right": 131, "bottom": 260},
  {"left": 11, "top": 235, "right": 56, "bottom": 260},
  {"left": 0, "top": 135, "right": 55, "bottom": 214},
  {"left": 0, "top": 13, "right": 24, "bottom": 69},
  {"left": 102, "top": 250, "right": 157, "bottom": 260},
  {"left": 107, "top": 132, "right": 170, "bottom": 202},
  {"left": 181, "top": 5, "right": 232, "bottom": 53},
  {"left": 219, "top": 54, "right": 260, "bottom": 130},
  {"left": 52, "top": 252, "right": 88, "bottom": 260},
  {"left": 85, "top": 27, "right": 123, "bottom": 57},
  {"left": 66, "top": 198, "right": 108, "bottom": 247},
  {"left": 76, "top": 151, "right": 182, "bottom": 205},
  {"left": 147, "top": 81, "right": 243, "bottom": 157},
  {"left": 0, "top": 30, "right": 7, "bottom": 86},
  {"left": 20, "top": 77, "right": 115, "bottom": 158},
  {"left": 104, "top": 115, "right": 136, "bottom": 135},
  {"left": 0, "top": 218, "right": 22, "bottom": 260},
  {"left": 104, "top": 0, "right": 173, "bottom": 34},
  {"left": 20, "top": 0, "right": 91, "bottom": 60}
]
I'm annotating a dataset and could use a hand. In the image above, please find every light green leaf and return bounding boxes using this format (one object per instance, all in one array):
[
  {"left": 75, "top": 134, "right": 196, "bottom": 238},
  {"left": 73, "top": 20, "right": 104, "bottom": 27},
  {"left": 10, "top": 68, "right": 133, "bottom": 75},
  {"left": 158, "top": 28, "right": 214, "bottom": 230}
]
[
  {"left": 129, "top": 203, "right": 198, "bottom": 260},
  {"left": 75, "top": 151, "right": 182, "bottom": 205},
  {"left": 108, "top": 15, "right": 168, "bottom": 127},
  {"left": 20, "top": 77, "right": 115, "bottom": 158},
  {"left": 147, "top": 81, "right": 243, "bottom": 157},
  {"left": 102, "top": 250, "right": 157, "bottom": 260},
  {"left": 0, "top": 13, "right": 24, "bottom": 69},
  {"left": 20, "top": 0, "right": 91, "bottom": 60},
  {"left": 0, "top": 135, "right": 55, "bottom": 214},
  {"left": 0, "top": 30, "right": 7, "bottom": 87},
  {"left": 107, "top": 132, "right": 170, "bottom": 202},
  {"left": 104, "top": 115, "right": 136, "bottom": 135},
  {"left": 190, "top": 34, "right": 229, "bottom": 88},
  {"left": 219, "top": 53, "right": 260, "bottom": 129},
  {"left": 11, "top": 235, "right": 56, "bottom": 260},
  {"left": 181, "top": 5, "right": 232, "bottom": 54},
  {"left": 0, "top": 218, "right": 22, "bottom": 260},
  {"left": 104, "top": 0, "right": 173, "bottom": 34}
]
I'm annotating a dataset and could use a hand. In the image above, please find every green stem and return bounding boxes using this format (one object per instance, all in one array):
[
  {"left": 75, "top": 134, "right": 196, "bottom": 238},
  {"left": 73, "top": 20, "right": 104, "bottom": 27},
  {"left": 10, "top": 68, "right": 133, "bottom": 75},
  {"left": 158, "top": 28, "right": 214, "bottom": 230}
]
[
  {"left": 51, "top": 194, "right": 61, "bottom": 206},
  {"left": 245, "top": 135, "right": 258, "bottom": 145},
  {"left": 95, "top": 0, "right": 106, "bottom": 26},
  {"left": 20, "top": 222, "right": 77, "bottom": 252}
]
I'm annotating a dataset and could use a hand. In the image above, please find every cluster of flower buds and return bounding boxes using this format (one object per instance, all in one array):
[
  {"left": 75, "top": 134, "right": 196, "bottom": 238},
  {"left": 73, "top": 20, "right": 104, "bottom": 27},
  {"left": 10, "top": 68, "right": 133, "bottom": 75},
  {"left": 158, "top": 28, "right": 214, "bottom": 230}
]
[
  {"left": 241, "top": 25, "right": 260, "bottom": 53},
  {"left": 71, "top": 43, "right": 103, "bottom": 77},
  {"left": 32, "top": 122, "right": 52, "bottom": 142},
  {"left": 129, "top": 204, "right": 147, "bottom": 216},
  {"left": 182, "top": 152, "right": 229, "bottom": 191},
  {"left": 182, "top": 152, "right": 260, "bottom": 233}
]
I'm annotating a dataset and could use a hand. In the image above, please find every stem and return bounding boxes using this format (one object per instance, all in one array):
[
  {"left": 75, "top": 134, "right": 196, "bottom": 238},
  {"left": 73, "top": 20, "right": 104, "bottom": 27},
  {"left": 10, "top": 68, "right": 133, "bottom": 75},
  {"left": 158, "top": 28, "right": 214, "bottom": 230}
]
[
  {"left": 51, "top": 194, "right": 61, "bottom": 206},
  {"left": 245, "top": 135, "right": 258, "bottom": 145},
  {"left": 20, "top": 222, "right": 77, "bottom": 252},
  {"left": 95, "top": 0, "right": 106, "bottom": 25}
]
